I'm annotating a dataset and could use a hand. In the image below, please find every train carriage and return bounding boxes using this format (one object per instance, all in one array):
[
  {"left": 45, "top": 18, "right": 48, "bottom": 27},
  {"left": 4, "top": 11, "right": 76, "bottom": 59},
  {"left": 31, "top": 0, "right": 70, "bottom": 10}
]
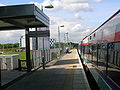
[{"left": 80, "top": 10, "right": 120, "bottom": 90}]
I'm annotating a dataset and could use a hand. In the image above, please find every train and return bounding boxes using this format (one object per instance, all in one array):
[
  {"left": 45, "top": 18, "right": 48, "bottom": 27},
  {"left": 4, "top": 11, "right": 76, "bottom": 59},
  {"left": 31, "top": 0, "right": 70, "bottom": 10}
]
[{"left": 79, "top": 10, "right": 120, "bottom": 90}]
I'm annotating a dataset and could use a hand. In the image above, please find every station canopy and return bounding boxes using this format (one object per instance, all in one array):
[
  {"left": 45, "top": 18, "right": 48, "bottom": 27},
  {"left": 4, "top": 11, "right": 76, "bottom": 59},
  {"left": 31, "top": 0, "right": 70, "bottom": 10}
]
[{"left": 0, "top": 4, "right": 49, "bottom": 30}]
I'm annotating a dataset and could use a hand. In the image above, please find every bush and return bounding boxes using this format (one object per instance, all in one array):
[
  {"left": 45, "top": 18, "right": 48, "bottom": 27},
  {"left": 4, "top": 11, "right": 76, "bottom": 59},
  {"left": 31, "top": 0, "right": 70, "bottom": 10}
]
[
  {"left": 51, "top": 52, "right": 58, "bottom": 60},
  {"left": 60, "top": 49, "right": 64, "bottom": 54}
]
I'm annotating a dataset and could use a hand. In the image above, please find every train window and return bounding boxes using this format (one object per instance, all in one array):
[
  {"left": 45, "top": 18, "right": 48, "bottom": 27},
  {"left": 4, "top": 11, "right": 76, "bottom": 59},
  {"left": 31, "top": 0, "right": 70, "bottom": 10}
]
[
  {"left": 90, "top": 36, "right": 91, "bottom": 40},
  {"left": 94, "top": 33, "right": 96, "bottom": 37}
]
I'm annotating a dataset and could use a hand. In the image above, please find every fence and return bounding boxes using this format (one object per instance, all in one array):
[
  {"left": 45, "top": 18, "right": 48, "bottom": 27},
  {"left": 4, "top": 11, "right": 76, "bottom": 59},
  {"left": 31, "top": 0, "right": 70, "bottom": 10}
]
[{"left": 19, "top": 48, "right": 60, "bottom": 70}]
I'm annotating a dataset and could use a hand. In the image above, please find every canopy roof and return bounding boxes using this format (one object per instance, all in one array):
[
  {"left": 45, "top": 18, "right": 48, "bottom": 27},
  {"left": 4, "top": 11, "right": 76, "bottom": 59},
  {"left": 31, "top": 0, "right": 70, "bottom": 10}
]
[{"left": 0, "top": 4, "right": 49, "bottom": 30}]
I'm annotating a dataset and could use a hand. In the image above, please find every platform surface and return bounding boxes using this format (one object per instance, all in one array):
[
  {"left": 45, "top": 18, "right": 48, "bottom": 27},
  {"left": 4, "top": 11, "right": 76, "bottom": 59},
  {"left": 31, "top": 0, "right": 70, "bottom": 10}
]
[{"left": 5, "top": 49, "right": 90, "bottom": 90}]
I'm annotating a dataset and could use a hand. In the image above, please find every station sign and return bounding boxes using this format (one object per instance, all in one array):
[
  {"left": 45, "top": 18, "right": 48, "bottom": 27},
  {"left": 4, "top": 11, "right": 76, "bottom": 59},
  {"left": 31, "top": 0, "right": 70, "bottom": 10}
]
[{"left": 28, "top": 30, "right": 50, "bottom": 37}]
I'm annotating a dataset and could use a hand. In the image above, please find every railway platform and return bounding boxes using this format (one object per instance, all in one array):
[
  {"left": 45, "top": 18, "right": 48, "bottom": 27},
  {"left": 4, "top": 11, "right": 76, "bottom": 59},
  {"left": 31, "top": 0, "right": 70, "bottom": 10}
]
[{"left": 5, "top": 49, "right": 90, "bottom": 90}]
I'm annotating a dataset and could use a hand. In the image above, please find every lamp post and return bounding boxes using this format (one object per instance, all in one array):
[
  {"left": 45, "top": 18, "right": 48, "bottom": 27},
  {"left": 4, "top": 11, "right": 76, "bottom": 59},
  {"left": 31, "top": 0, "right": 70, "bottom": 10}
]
[
  {"left": 66, "top": 32, "right": 68, "bottom": 46},
  {"left": 65, "top": 32, "right": 68, "bottom": 45},
  {"left": 64, "top": 33, "right": 66, "bottom": 52},
  {"left": 41, "top": 3, "right": 54, "bottom": 11},
  {"left": 58, "top": 25, "right": 64, "bottom": 57}
]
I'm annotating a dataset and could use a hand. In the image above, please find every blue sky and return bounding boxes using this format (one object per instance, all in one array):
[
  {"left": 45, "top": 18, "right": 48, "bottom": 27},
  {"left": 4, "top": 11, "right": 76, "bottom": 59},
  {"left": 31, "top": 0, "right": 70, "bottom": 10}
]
[{"left": 0, "top": 0, "right": 119, "bottom": 43}]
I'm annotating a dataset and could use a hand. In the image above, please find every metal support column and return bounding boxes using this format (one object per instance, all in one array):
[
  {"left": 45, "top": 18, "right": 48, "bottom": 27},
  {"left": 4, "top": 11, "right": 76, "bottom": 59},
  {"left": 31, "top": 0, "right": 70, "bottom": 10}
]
[
  {"left": 66, "top": 32, "right": 68, "bottom": 46},
  {"left": 0, "top": 60, "right": 1, "bottom": 90},
  {"left": 106, "top": 43, "right": 109, "bottom": 75},
  {"left": 64, "top": 33, "right": 66, "bottom": 52},
  {"left": 96, "top": 45, "right": 98, "bottom": 66},
  {"left": 91, "top": 45, "right": 93, "bottom": 61},
  {"left": 25, "top": 28, "right": 31, "bottom": 72},
  {"left": 58, "top": 26, "right": 60, "bottom": 56},
  {"left": 42, "top": 37, "right": 45, "bottom": 69},
  {"left": 35, "top": 28, "right": 38, "bottom": 50}
]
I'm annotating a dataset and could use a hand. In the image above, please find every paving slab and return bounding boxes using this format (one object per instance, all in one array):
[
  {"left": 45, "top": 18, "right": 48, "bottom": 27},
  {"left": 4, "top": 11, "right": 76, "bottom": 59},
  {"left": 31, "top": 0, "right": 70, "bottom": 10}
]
[{"left": 1, "top": 71, "right": 26, "bottom": 86}]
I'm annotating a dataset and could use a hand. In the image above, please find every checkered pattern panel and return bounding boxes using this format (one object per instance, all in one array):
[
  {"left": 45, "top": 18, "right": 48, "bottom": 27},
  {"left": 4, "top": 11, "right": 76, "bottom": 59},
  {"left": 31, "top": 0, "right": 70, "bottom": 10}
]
[{"left": 50, "top": 39, "right": 56, "bottom": 47}]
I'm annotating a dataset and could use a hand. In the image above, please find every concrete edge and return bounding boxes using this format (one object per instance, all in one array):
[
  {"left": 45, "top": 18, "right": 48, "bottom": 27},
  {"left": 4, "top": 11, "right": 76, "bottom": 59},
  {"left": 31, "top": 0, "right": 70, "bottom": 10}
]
[{"left": 76, "top": 49, "right": 91, "bottom": 89}]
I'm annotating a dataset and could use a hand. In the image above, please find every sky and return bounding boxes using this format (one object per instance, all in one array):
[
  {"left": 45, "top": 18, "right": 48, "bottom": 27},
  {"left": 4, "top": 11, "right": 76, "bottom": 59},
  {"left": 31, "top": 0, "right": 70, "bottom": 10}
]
[{"left": 0, "top": 0, "right": 119, "bottom": 43}]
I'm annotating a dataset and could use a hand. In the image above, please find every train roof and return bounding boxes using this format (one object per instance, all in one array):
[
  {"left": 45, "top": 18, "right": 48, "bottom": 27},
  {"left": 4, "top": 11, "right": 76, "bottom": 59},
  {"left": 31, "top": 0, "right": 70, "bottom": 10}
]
[{"left": 82, "top": 9, "right": 120, "bottom": 41}]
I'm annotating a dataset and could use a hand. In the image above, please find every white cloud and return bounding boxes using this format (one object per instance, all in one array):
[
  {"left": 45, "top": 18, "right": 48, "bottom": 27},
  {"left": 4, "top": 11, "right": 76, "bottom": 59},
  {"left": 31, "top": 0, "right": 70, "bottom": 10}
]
[
  {"left": 27, "top": 0, "right": 103, "bottom": 42},
  {"left": 64, "top": 3, "right": 93, "bottom": 12},
  {"left": 50, "top": 15, "right": 75, "bottom": 26},
  {"left": 71, "top": 24, "right": 85, "bottom": 32},
  {"left": 69, "top": 27, "right": 92, "bottom": 42},
  {"left": 49, "top": 0, "right": 62, "bottom": 11},
  {"left": 82, "top": 28, "right": 92, "bottom": 35},
  {"left": 42, "top": 0, "right": 51, "bottom": 6},
  {"left": 62, "top": 0, "right": 103, "bottom": 3},
  {"left": 0, "top": 30, "right": 24, "bottom": 43},
  {"left": 45, "top": 0, "right": 103, "bottom": 12},
  {"left": 29, "top": 0, "right": 102, "bottom": 12},
  {"left": 0, "top": 3, "right": 5, "bottom": 6},
  {"left": 74, "top": 13, "right": 82, "bottom": 19},
  {"left": 49, "top": 15, "right": 92, "bottom": 42}
]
